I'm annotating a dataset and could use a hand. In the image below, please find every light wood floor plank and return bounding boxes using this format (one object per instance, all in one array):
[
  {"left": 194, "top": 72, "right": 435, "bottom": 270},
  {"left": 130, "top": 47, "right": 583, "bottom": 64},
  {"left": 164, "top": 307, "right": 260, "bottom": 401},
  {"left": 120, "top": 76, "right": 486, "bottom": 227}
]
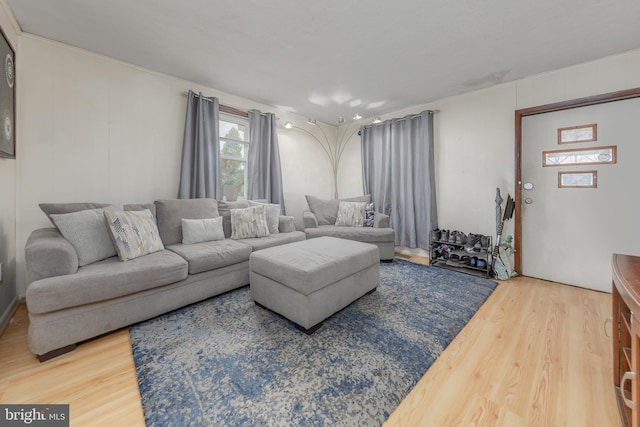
[{"left": 0, "top": 259, "right": 620, "bottom": 426}]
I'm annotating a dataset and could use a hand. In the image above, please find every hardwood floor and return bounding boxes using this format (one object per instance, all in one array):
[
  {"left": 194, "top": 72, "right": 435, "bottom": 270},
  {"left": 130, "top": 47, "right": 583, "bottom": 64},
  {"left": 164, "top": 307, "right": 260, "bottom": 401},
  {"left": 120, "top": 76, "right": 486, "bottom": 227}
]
[{"left": 0, "top": 258, "right": 620, "bottom": 426}]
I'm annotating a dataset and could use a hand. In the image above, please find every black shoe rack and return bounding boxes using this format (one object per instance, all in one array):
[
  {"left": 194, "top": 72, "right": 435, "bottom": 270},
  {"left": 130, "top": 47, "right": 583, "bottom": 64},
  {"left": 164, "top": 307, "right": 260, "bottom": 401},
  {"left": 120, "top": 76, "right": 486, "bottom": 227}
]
[{"left": 429, "top": 230, "right": 492, "bottom": 278}]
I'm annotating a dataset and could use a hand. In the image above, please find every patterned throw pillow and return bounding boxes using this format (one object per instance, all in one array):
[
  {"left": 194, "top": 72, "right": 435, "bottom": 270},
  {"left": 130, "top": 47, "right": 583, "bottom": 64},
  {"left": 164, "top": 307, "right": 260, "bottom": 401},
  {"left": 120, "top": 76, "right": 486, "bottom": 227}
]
[
  {"left": 364, "top": 203, "right": 375, "bottom": 227},
  {"left": 248, "top": 200, "right": 280, "bottom": 234},
  {"left": 335, "top": 201, "right": 366, "bottom": 227},
  {"left": 181, "top": 217, "right": 225, "bottom": 244},
  {"left": 104, "top": 209, "right": 165, "bottom": 261},
  {"left": 230, "top": 205, "right": 270, "bottom": 239}
]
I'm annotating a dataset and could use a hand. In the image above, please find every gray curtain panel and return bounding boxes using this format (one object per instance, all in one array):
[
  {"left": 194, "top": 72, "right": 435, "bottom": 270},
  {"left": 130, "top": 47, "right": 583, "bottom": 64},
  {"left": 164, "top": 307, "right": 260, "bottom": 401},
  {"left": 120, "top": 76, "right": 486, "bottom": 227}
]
[
  {"left": 178, "top": 91, "right": 221, "bottom": 199},
  {"left": 247, "top": 110, "right": 286, "bottom": 214},
  {"left": 361, "top": 110, "right": 437, "bottom": 249}
]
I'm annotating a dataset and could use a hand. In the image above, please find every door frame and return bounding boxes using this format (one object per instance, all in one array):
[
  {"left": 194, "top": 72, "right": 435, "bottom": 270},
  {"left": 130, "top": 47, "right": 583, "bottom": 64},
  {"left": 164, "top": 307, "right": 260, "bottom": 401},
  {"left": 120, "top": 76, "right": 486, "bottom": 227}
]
[{"left": 514, "top": 87, "right": 640, "bottom": 274}]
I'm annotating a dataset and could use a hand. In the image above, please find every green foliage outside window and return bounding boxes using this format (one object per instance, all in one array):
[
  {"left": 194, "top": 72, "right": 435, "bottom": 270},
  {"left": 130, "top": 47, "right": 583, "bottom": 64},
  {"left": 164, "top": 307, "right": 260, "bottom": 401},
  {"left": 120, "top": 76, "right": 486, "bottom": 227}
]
[{"left": 221, "top": 126, "right": 246, "bottom": 197}]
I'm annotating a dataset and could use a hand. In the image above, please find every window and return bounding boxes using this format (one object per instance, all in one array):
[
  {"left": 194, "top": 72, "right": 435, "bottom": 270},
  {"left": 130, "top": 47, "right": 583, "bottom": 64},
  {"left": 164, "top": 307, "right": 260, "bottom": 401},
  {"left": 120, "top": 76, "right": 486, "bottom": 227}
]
[
  {"left": 219, "top": 114, "right": 250, "bottom": 198},
  {"left": 558, "top": 171, "right": 598, "bottom": 188},
  {"left": 542, "top": 145, "right": 616, "bottom": 167},
  {"left": 557, "top": 123, "right": 597, "bottom": 144}
]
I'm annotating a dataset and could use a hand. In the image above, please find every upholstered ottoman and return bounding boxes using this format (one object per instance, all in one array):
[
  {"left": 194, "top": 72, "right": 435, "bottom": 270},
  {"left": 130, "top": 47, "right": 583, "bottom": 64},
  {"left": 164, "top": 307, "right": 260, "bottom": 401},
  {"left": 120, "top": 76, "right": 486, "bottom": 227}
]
[{"left": 249, "top": 236, "right": 380, "bottom": 333}]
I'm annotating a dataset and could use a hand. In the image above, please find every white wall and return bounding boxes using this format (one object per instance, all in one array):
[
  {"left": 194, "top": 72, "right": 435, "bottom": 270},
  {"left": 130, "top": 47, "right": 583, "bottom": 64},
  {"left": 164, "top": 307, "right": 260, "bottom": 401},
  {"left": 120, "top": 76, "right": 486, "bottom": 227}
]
[
  {"left": 13, "top": 28, "right": 640, "bottom": 295},
  {"left": 15, "top": 34, "right": 333, "bottom": 296},
  {"left": 339, "top": 47, "right": 640, "bottom": 256},
  {"left": 0, "top": 0, "right": 19, "bottom": 323}
]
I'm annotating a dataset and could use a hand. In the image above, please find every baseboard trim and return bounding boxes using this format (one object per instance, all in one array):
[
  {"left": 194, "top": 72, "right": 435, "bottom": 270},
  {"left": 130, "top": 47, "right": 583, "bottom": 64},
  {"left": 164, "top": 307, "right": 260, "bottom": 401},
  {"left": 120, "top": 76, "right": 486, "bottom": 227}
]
[{"left": 0, "top": 295, "right": 20, "bottom": 338}]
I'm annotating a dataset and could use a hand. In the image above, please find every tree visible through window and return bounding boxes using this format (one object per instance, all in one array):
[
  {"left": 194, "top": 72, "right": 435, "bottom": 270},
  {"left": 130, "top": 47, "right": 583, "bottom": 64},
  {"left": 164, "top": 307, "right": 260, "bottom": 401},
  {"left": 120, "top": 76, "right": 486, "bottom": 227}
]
[{"left": 219, "top": 114, "right": 249, "bottom": 198}]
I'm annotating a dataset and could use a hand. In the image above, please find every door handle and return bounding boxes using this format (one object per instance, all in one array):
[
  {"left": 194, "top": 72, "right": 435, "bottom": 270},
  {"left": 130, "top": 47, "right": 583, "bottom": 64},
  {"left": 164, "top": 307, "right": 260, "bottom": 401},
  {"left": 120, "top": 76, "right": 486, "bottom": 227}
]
[{"left": 622, "top": 371, "right": 637, "bottom": 409}]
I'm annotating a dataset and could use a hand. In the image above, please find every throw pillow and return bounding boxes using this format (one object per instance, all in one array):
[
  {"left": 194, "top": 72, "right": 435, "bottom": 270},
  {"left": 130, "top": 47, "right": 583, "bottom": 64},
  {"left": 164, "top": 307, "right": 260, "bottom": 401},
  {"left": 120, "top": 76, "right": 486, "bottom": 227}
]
[
  {"left": 364, "top": 203, "right": 375, "bottom": 227},
  {"left": 217, "top": 200, "right": 250, "bottom": 238},
  {"left": 181, "top": 217, "right": 225, "bottom": 244},
  {"left": 104, "top": 209, "right": 165, "bottom": 261},
  {"left": 230, "top": 205, "right": 270, "bottom": 239},
  {"left": 305, "top": 194, "right": 371, "bottom": 226},
  {"left": 248, "top": 200, "right": 280, "bottom": 234},
  {"left": 50, "top": 206, "right": 121, "bottom": 266},
  {"left": 335, "top": 201, "right": 367, "bottom": 227}
]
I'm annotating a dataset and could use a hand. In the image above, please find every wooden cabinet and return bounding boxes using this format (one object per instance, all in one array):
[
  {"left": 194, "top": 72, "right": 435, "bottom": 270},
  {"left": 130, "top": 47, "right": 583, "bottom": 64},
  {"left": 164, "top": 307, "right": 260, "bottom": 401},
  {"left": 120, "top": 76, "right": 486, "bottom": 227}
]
[{"left": 612, "top": 254, "right": 640, "bottom": 427}]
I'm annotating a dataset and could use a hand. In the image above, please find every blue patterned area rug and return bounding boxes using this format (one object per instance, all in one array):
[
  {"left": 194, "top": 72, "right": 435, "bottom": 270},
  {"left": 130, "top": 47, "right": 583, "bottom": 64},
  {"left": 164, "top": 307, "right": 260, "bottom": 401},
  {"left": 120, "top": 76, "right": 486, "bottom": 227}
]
[{"left": 130, "top": 259, "right": 497, "bottom": 426}]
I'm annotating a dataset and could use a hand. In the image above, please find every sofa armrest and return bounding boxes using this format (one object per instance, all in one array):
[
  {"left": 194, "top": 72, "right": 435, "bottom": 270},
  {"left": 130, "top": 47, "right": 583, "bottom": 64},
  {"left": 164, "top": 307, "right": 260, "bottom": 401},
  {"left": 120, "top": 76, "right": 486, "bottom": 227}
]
[
  {"left": 278, "top": 216, "right": 296, "bottom": 233},
  {"left": 374, "top": 212, "right": 390, "bottom": 228},
  {"left": 25, "top": 228, "right": 79, "bottom": 284},
  {"left": 303, "top": 211, "right": 318, "bottom": 229}
]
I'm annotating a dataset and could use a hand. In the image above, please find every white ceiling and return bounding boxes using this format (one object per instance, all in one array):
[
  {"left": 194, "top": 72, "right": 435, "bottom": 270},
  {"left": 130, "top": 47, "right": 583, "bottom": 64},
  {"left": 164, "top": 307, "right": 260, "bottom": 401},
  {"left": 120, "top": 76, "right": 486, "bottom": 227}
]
[{"left": 5, "top": 0, "right": 640, "bottom": 125}]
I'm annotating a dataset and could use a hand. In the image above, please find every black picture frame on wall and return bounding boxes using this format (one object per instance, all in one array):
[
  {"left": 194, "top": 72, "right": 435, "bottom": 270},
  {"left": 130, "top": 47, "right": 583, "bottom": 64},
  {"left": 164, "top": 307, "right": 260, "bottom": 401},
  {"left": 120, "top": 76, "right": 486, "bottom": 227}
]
[{"left": 0, "top": 26, "right": 14, "bottom": 159}]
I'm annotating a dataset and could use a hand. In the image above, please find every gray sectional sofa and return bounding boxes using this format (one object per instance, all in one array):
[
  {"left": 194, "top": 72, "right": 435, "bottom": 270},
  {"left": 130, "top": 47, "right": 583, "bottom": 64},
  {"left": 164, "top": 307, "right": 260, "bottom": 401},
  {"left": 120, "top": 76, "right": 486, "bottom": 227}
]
[
  {"left": 25, "top": 198, "right": 304, "bottom": 361},
  {"left": 303, "top": 195, "right": 395, "bottom": 261}
]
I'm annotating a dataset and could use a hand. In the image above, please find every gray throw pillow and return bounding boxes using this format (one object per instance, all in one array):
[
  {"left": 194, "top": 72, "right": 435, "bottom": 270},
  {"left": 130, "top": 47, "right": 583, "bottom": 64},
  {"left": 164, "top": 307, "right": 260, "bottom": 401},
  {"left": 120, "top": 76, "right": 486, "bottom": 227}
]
[
  {"left": 50, "top": 206, "right": 121, "bottom": 266},
  {"left": 104, "top": 209, "right": 165, "bottom": 261},
  {"left": 181, "top": 217, "right": 225, "bottom": 244},
  {"left": 305, "top": 194, "right": 371, "bottom": 225},
  {"left": 248, "top": 200, "right": 280, "bottom": 234},
  {"left": 335, "top": 201, "right": 366, "bottom": 227},
  {"left": 230, "top": 205, "right": 270, "bottom": 239}
]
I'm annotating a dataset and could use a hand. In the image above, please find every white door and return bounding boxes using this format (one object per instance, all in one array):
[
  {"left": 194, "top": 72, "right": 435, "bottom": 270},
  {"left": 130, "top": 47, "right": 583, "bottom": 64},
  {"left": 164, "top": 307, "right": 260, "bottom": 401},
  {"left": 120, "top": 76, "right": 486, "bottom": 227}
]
[{"left": 521, "top": 97, "right": 640, "bottom": 292}]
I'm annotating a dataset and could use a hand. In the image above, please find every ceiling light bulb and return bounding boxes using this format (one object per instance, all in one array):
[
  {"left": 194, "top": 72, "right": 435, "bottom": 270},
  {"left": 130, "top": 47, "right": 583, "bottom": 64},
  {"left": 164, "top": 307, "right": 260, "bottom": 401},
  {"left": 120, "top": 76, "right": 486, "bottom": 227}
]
[
  {"left": 353, "top": 114, "right": 362, "bottom": 120},
  {"left": 372, "top": 117, "right": 382, "bottom": 123},
  {"left": 284, "top": 121, "right": 293, "bottom": 129},
  {"left": 337, "top": 117, "right": 345, "bottom": 124},
  {"left": 307, "top": 118, "right": 317, "bottom": 125}
]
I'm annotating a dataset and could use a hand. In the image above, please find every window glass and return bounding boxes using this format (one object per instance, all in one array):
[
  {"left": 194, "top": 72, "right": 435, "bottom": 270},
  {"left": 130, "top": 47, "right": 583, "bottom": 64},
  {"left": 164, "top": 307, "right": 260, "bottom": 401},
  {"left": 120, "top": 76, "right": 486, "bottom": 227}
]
[{"left": 220, "top": 114, "right": 249, "bottom": 198}]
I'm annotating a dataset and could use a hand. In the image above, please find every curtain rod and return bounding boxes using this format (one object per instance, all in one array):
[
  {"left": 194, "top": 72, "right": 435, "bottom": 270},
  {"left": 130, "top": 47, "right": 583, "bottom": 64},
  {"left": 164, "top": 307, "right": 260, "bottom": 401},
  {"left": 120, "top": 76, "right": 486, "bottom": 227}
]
[
  {"left": 181, "top": 91, "right": 248, "bottom": 118},
  {"left": 362, "top": 110, "right": 438, "bottom": 128}
]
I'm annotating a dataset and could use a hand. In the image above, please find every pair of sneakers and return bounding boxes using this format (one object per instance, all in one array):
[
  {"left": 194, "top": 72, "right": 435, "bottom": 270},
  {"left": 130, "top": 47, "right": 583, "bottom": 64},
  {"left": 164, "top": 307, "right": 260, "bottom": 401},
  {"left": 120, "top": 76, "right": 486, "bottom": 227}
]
[{"left": 470, "top": 257, "right": 487, "bottom": 268}]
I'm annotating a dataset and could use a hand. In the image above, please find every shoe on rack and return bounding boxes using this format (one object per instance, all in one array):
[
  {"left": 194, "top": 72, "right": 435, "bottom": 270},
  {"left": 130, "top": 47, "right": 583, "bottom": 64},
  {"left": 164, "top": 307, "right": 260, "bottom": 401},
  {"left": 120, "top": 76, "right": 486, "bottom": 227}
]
[
  {"left": 440, "top": 229, "right": 449, "bottom": 242},
  {"left": 476, "top": 258, "right": 487, "bottom": 269},
  {"left": 465, "top": 233, "right": 481, "bottom": 248},
  {"left": 448, "top": 230, "right": 457, "bottom": 243},
  {"left": 470, "top": 256, "right": 478, "bottom": 267},
  {"left": 480, "top": 235, "right": 491, "bottom": 250},
  {"left": 455, "top": 232, "right": 467, "bottom": 245},
  {"left": 473, "top": 242, "right": 482, "bottom": 252},
  {"left": 430, "top": 229, "right": 441, "bottom": 242}
]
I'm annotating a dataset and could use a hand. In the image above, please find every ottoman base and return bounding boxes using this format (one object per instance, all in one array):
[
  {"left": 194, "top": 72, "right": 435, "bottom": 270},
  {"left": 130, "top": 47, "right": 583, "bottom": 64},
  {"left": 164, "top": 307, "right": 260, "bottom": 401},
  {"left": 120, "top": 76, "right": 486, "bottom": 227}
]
[{"left": 255, "top": 287, "right": 378, "bottom": 334}]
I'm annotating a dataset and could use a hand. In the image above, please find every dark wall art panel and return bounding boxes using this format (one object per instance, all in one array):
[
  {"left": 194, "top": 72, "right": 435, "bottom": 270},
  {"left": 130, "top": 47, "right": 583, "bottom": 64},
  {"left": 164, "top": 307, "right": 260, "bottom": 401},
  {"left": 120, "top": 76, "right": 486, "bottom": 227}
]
[{"left": 0, "top": 27, "right": 14, "bottom": 158}]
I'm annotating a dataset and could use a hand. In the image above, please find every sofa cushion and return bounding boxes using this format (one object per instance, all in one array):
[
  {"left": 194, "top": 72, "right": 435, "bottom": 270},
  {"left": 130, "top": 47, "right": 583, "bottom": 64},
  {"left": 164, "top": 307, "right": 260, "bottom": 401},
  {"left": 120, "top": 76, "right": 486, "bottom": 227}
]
[
  {"left": 305, "top": 194, "right": 371, "bottom": 226},
  {"left": 154, "top": 198, "right": 219, "bottom": 245},
  {"left": 104, "top": 209, "right": 165, "bottom": 261},
  {"left": 40, "top": 202, "right": 156, "bottom": 224},
  {"left": 305, "top": 225, "right": 395, "bottom": 243},
  {"left": 182, "top": 217, "right": 225, "bottom": 244},
  {"left": 26, "top": 250, "right": 188, "bottom": 314},
  {"left": 50, "top": 206, "right": 121, "bottom": 266},
  {"left": 248, "top": 200, "right": 280, "bottom": 234},
  {"left": 236, "top": 230, "right": 306, "bottom": 251},
  {"left": 40, "top": 202, "right": 108, "bottom": 222},
  {"left": 166, "top": 239, "right": 252, "bottom": 274},
  {"left": 231, "top": 205, "right": 270, "bottom": 239},
  {"left": 124, "top": 203, "right": 157, "bottom": 220},
  {"left": 335, "top": 201, "right": 366, "bottom": 227}
]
